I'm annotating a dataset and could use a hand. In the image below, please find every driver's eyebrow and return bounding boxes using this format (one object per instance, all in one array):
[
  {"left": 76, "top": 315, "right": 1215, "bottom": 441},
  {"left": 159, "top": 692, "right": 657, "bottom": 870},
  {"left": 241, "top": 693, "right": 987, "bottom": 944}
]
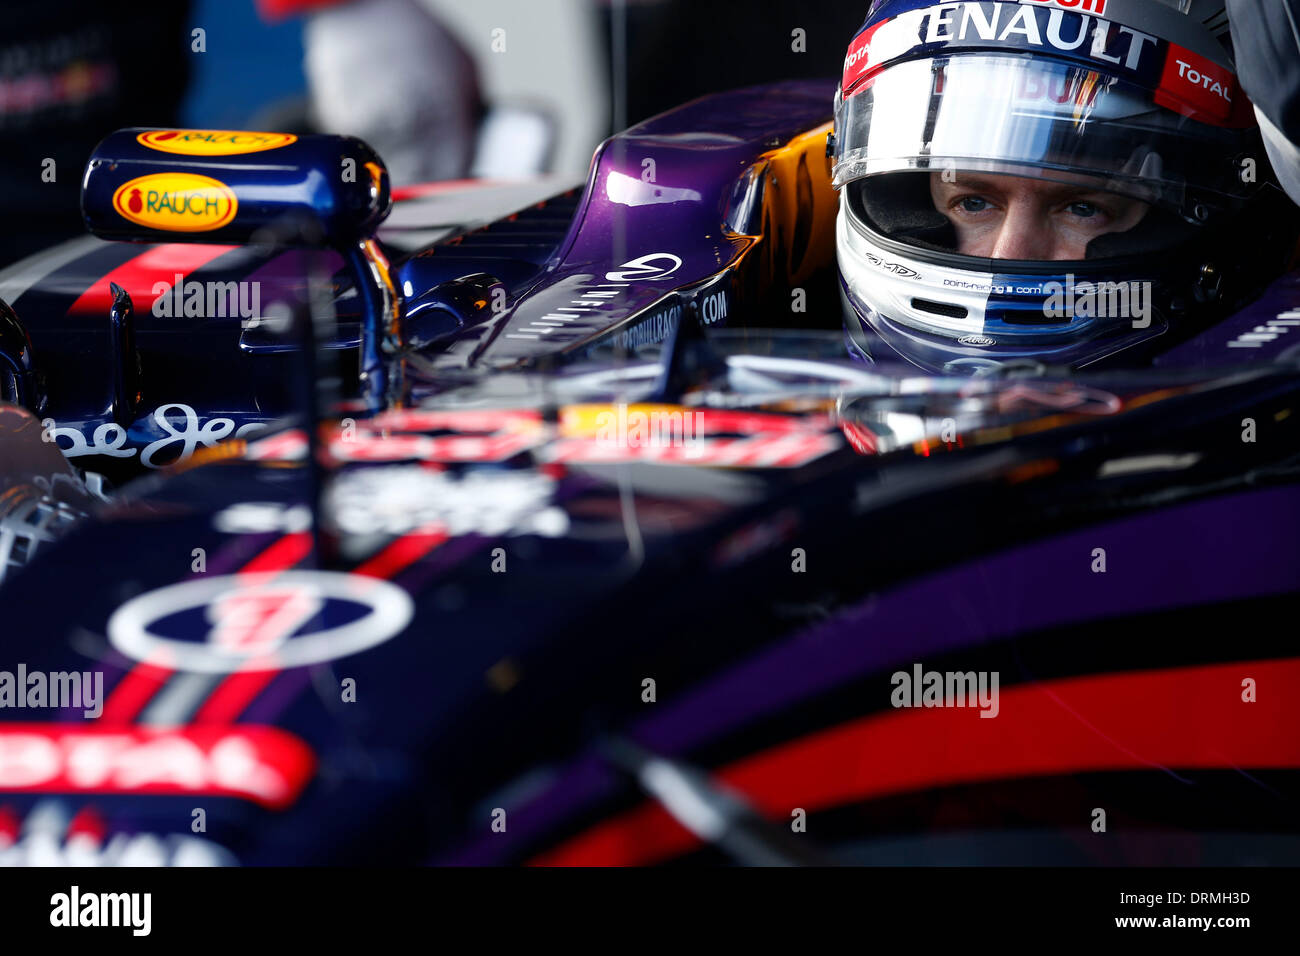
[
  {"left": 940, "top": 175, "right": 1113, "bottom": 203},
  {"left": 939, "top": 175, "right": 997, "bottom": 191},
  {"left": 935, "top": 177, "right": 1019, "bottom": 201}
]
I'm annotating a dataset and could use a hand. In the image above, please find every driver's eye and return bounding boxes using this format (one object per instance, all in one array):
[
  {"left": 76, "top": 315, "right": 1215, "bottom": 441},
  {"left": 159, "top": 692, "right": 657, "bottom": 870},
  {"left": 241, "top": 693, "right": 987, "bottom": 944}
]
[
  {"left": 1067, "top": 201, "right": 1100, "bottom": 218},
  {"left": 958, "top": 196, "right": 992, "bottom": 213}
]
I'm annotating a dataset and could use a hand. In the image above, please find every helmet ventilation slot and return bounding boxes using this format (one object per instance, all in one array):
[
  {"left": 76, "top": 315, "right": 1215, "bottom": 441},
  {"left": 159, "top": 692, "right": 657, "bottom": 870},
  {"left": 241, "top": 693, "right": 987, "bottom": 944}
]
[{"left": 911, "top": 298, "right": 968, "bottom": 319}]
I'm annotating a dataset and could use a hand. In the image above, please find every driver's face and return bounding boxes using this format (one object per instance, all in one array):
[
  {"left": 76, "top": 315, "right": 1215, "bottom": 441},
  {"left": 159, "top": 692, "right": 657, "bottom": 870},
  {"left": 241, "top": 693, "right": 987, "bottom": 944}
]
[{"left": 929, "top": 172, "right": 1149, "bottom": 260}]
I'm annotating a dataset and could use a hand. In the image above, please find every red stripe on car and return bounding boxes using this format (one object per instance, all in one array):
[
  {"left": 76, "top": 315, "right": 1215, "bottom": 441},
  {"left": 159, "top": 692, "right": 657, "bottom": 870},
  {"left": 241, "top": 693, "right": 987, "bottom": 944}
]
[
  {"left": 68, "top": 242, "right": 238, "bottom": 315},
  {"left": 534, "top": 656, "right": 1300, "bottom": 865}
]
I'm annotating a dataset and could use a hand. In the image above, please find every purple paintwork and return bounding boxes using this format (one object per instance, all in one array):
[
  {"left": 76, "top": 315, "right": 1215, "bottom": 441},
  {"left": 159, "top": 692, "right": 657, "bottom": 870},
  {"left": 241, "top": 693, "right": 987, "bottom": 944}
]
[
  {"left": 445, "top": 481, "right": 1300, "bottom": 863},
  {"left": 400, "top": 81, "right": 835, "bottom": 369},
  {"left": 1156, "top": 270, "right": 1300, "bottom": 367}
]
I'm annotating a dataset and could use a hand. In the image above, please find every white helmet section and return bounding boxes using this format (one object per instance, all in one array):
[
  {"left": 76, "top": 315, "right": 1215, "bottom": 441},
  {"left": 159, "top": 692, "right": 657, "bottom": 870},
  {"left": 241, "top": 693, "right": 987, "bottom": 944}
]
[{"left": 837, "top": 201, "right": 992, "bottom": 338}]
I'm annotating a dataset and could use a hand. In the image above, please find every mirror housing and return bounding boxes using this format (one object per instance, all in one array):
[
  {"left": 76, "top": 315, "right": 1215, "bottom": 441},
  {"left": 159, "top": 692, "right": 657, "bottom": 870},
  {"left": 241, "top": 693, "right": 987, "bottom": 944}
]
[
  {"left": 81, "top": 128, "right": 391, "bottom": 245},
  {"left": 81, "top": 129, "right": 400, "bottom": 412}
]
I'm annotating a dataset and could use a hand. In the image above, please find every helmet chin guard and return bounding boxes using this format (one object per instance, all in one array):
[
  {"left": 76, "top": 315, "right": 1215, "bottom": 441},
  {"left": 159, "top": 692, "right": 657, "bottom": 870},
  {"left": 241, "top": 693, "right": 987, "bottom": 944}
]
[{"left": 838, "top": 199, "right": 1173, "bottom": 373}]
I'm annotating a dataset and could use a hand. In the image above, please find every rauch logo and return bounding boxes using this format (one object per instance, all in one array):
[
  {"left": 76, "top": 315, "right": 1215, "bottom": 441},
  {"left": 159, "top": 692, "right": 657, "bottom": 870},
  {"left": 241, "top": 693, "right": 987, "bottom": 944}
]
[
  {"left": 111, "top": 173, "right": 238, "bottom": 233},
  {"left": 136, "top": 129, "right": 297, "bottom": 156}
]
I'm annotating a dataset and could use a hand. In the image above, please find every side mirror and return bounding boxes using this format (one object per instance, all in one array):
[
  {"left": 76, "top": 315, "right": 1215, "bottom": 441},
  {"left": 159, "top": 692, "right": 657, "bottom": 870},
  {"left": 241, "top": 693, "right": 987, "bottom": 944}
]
[
  {"left": 81, "top": 129, "right": 399, "bottom": 410},
  {"left": 81, "top": 128, "right": 390, "bottom": 245}
]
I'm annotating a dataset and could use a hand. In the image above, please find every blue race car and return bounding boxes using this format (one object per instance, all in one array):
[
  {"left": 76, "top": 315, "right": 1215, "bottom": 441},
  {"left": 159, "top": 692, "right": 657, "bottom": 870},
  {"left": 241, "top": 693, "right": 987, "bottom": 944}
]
[{"left": 1, "top": 0, "right": 1299, "bottom": 866}]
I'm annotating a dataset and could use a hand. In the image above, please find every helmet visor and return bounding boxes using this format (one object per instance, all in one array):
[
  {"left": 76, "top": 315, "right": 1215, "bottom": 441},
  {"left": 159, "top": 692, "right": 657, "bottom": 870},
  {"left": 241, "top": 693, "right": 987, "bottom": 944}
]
[{"left": 832, "top": 54, "right": 1254, "bottom": 222}]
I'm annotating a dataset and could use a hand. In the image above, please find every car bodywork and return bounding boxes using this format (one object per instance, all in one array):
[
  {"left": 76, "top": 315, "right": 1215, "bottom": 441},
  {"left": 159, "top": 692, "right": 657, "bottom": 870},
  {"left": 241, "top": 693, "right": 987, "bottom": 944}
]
[{"left": 0, "top": 83, "right": 1297, "bottom": 865}]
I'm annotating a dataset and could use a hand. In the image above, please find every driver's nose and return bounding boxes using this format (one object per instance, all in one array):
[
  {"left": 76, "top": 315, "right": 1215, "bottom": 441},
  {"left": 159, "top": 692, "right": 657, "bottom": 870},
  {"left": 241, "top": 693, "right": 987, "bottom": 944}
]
[{"left": 988, "top": 201, "right": 1056, "bottom": 260}]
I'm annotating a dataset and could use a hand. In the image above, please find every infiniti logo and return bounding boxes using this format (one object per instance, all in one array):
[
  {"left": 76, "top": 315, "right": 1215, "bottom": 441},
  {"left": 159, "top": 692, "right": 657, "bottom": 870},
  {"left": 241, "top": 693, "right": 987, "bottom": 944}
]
[{"left": 605, "top": 253, "right": 683, "bottom": 283}]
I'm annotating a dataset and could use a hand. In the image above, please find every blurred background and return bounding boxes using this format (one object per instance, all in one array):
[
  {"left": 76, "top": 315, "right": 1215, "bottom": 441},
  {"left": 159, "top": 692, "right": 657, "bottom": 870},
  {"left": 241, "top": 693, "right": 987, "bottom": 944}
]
[{"left": 0, "top": 0, "right": 863, "bottom": 266}]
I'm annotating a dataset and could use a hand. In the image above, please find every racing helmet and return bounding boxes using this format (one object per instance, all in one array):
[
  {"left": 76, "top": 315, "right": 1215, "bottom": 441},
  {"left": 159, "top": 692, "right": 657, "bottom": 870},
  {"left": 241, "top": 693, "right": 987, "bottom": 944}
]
[{"left": 831, "top": 0, "right": 1298, "bottom": 373}]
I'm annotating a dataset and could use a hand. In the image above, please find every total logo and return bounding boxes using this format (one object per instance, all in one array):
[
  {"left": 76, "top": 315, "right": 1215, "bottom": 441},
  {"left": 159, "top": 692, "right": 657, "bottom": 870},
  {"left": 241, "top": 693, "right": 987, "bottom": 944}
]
[
  {"left": 108, "top": 571, "right": 415, "bottom": 674},
  {"left": 1173, "top": 57, "right": 1232, "bottom": 104},
  {"left": 111, "top": 173, "right": 238, "bottom": 232},
  {"left": 0, "top": 725, "right": 315, "bottom": 809},
  {"left": 136, "top": 129, "right": 297, "bottom": 156}
]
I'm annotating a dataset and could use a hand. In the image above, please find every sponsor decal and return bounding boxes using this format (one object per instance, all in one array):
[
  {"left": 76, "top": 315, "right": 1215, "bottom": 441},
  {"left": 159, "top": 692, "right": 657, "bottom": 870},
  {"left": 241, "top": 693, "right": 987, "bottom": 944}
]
[
  {"left": 551, "top": 406, "right": 840, "bottom": 468},
  {"left": 842, "top": 23, "right": 880, "bottom": 93},
  {"left": 842, "top": 19, "right": 894, "bottom": 92},
  {"left": 847, "top": 2, "right": 1242, "bottom": 126},
  {"left": 0, "top": 802, "right": 237, "bottom": 866},
  {"left": 215, "top": 502, "right": 314, "bottom": 535},
  {"left": 246, "top": 407, "right": 840, "bottom": 470},
  {"left": 1024, "top": 0, "right": 1105, "bottom": 13},
  {"left": 136, "top": 129, "right": 297, "bottom": 155},
  {"left": 503, "top": 254, "right": 686, "bottom": 344},
  {"left": 604, "top": 252, "right": 683, "bottom": 283},
  {"left": 548, "top": 431, "right": 839, "bottom": 468},
  {"left": 248, "top": 409, "right": 545, "bottom": 465},
  {"left": 933, "top": 3, "right": 1156, "bottom": 70},
  {"left": 111, "top": 173, "right": 237, "bottom": 233},
  {"left": 958, "top": 333, "right": 996, "bottom": 346},
  {"left": 699, "top": 289, "right": 729, "bottom": 326},
  {"left": 45, "top": 403, "right": 268, "bottom": 468},
  {"left": 941, "top": 58, "right": 1105, "bottom": 109},
  {"left": 327, "top": 467, "right": 570, "bottom": 538},
  {"left": 1225, "top": 310, "right": 1300, "bottom": 349},
  {"left": 107, "top": 571, "right": 415, "bottom": 673},
  {"left": 1154, "top": 46, "right": 1237, "bottom": 124},
  {"left": 0, "top": 725, "right": 315, "bottom": 809},
  {"left": 561, "top": 407, "right": 826, "bottom": 439},
  {"left": 214, "top": 485, "right": 563, "bottom": 541},
  {"left": 846, "top": 3, "right": 1158, "bottom": 92},
  {"left": 588, "top": 404, "right": 706, "bottom": 448},
  {"left": 245, "top": 428, "right": 542, "bottom": 465},
  {"left": 944, "top": 277, "right": 994, "bottom": 292},
  {"left": 864, "top": 251, "right": 921, "bottom": 278},
  {"left": 607, "top": 302, "right": 683, "bottom": 351},
  {"left": 605, "top": 170, "right": 703, "bottom": 206},
  {"left": 509, "top": 258, "right": 727, "bottom": 353}
]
